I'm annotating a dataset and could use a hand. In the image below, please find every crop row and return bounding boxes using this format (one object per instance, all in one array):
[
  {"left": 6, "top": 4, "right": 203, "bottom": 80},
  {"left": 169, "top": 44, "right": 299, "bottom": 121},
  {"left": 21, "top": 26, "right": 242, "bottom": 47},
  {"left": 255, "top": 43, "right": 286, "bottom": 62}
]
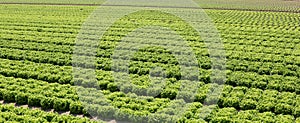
[
  {"left": 0, "top": 61, "right": 299, "bottom": 117},
  {"left": 1, "top": 76, "right": 298, "bottom": 122},
  {"left": 79, "top": 84, "right": 300, "bottom": 120},
  {"left": 0, "top": 75, "right": 179, "bottom": 120},
  {"left": 1, "top": 8, "right": 296, "bottom": 47},
  {"left": 0, "top": 75, "right": 77, "bottom": 101},
  {"left": 0, "top": 76, "right": 83, "bottom": 113},
  {"left": 78, "top": 98, "right": 300, "bottom": 123},
  {"left": 0, "top": 57, "right": 299, "bottom": 94},
  {"left": 1, "top": 5, "right": 299, "bottom": 123},
  {"left": 1, "top": 20, "right": 298, "bottom": 44},
  {"left": 1, "top": 23, "right": 298, "bottom": 51},
  {"left": 0, "top": 43, "right": 299, "bottom": 78},
  {"left": 1, "top": 30, "right": 300, "bottom": 61},
  {"left": 208, "top": 9, "right": 300, "bottom": 26},
  {"left": 219, "top": 86, "right": 300, "bottom": 116},
  {"left": 0, "top": 103, "right": 98, "bottom": 123},
  {"left": 207, "top": 107, "right": 299, "bottom": 123}
]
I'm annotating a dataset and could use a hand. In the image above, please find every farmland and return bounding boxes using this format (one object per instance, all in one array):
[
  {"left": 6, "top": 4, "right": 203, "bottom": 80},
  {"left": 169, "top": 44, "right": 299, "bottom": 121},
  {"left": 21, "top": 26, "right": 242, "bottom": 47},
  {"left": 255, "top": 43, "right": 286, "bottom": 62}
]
[{"left": 0, "top": 0, "right": 299, "bottom": 123}]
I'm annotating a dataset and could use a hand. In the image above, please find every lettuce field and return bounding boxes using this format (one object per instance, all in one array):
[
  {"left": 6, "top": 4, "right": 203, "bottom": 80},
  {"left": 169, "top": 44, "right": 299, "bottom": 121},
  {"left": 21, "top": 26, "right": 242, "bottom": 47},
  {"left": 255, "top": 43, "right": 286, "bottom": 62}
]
[{"left": 0, "top": 0, "right": 299, "bottom": 123}]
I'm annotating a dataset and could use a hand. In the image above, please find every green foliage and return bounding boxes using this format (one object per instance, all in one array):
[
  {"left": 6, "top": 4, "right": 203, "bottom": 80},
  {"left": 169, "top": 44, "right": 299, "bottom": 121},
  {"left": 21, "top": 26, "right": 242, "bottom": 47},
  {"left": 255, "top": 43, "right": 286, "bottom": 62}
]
[
  {"left": 70, "top": 102, "right": 83, "bottom": 114},
  {"left": 54, "top": 99, "right": 70, "bottom": 111},
  {"left": 3, "top": 91, "right": 16, "bottom": 103},
  {"left": 274, "top": 103, "right": 293, "bottom": 115},
  {"left": 0, "top": 89, "right": 5, "bottom": 100},
  {"left": 294, "top": 106, "right": 300, "bottom": 117},
  {"left": 0, "top": 4, "right": 299, "bottom": 123},
  {"left": 40, "top": 97, "right": 54, "bottom": 110},
  {"left": 240, "top": 99, "right": 257, "bottom": 110},
  {"left": 160, "top": 88, "right": 177, "bottom": 99},
  {"left": 28, "top": 95, "right": 43, "bottom": 107},
  {"left": 0, "top": 103, "right": 98, "bottom": 123},
  {"left": 15, "top": 93, "right": 28, "bottom": 105},
  {"left": 96, "top": 106, "right": 115, "bottom": 120},
  {"left": 107, "top": 83, "right": 119, "bottom": 92},
  {"left": 275, "top": 114, "right": 295, "bottom": 123}
]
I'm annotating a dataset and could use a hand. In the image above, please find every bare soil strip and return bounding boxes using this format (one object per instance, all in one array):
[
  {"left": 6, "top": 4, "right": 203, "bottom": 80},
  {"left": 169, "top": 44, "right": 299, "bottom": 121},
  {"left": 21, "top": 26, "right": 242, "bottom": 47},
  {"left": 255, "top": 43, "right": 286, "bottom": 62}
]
[{"left": 0, "top": 2, "right": 299, "bottom": 13}]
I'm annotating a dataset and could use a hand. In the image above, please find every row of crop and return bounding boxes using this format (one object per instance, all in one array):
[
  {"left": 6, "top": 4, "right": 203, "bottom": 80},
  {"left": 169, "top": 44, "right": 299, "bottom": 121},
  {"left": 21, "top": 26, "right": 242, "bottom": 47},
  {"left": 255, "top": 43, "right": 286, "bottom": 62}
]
[
  {"left": 2, "top": 8, "right": 292, "bottom": 48},
  {"left": 2, "top": 18, "right": 299, "bottom": 52},
  {"left": 227, "top": 59, "right": 299, "bottom": 77},
  {"left": 225, "top": 41, "right": 300, "bottom": 57},
  {"left": 77, "top": 87, "right": 172, "bottom": 114},
  {"left": 2, "top": 23, "right": 299, "bottom": 59},
  {"left": 222, "top": 30, "right": 300, "bottom": 44},
  {"left": 0, "top": 75, "right": 84, "bottom": 114},
  {"left": 0, "top": 72, "right": 176, "bottom": 116},
  {"left": 218, "top": 25, "right": 300, "bottom": 39},
  {"left": 0, "top": 58, "right": 73, "bottom": 84},
  {"left": 101, "top": 30, "right": 298, "bottom": 61},
  {"left": 227, "top": 71, "right": 299, "bottom": 93},
  {"left": 0, "top": 23, "right": 80, "bottom": 34},
  {"left": 0, "top": 20, "right": 81, "bottom": 31},
  {"left": 0, "top": 39, "right": 73, "bottom": 54},
  {"left": 0, "top": 47, "right": 72, "bottom": 66},
  {"left": 218, "top": 86, "right": 300, "bottom": 117},
  {"left": 0, "top": 80, "right": 118, "bottom": 116},
  {"left": 1, "top": 72, "right": 299, "bottom": 115},
  {"left": 1, "top": 7, "right": 298, "bottom": 57},
  {"left": 221, "top": 28, "right": 299, "bottom": 45},
  {"left": 0, "top": 76, "right": 102, "bottom": 115},
  {"left": 0, "top": 34, "right": 189, "bottom": 57},
  {"left": 1, "top": 36, "right": 298, "bottom": 69},
  {"left": 209, "top": 10, "right": 300, "bottom": 27},
  {"left": 0, "top": 80, "right": 173, "bottom": 118},
  {"left": 0, "top": 18, "right": 82, "bottom": 27},
  {"left": 1, "top": 64, "right": 298, "bottom": 117},
  {"left": 1, "top": 44, "right": 299, "bottom": 79},
  {"left": 77, "top": 36, "right": 299, "bottom": 64},
  {"left": 0, "top": 26, "right": 78, "bottom": 39},
  {"left": 80, "top": 79, "right": 300, "bottom": 117},
  {"left": 1, "top": 33, "right": 75, "bottom": 45},
  {"left": 106, "top": 50, "right": 299, "bottom": 78},
  {"left": 79, "top": 102, "right": 300, "bottom": 123},
  {"left": 1, "top": 78, "right": 299, "bottom": 121},
  {"left": 0, "top": 63, "right": 188, "bottom": 104},
  {"left": 62, "top": 74, "right": 300, "bottom": 117},
  {"left": 101, "top": 9, "right": 300, "bottom": 45},
  {"left": 0, "top": 37, "right": 207, "bottom": 65},
  {"left": 69, "top": 86, "right": 300, "bottom": 121},
  {"left": 0, "top": 6, "right": 89, "bottom": 24},
  {"left": 4, "top": 22, "right": 298, "bottom": 53},
  {"left": 101, "top": 60, "right": 299, "bottom": 93},
  {"left": 227, "top": 50, "right": 299, "bottom": 66},
  {"left": 0, "top": 75, "right": 78, "bottom": 101},
  {"left": 82, "top": 104, "right": 204, "bottom": 123},
  {"left": 0, "top": 89, "right": 84, "bottom": 114},
  {"left": 1, "top": 19, "right": 298, "bottom": 62},
  {"left": 0, "top": 57, "right": 298, "bottom": 94},
  {"left": 0, "top": 103, "right": 98, "bottom": 123},
  {"left": 3, "top": 6, "right": 299, "bottom": 34},
  {"left": 2, "top": 37, "right": 298, "bottom": 77},
  {"left": 207, "top": 107, "right": 299, "bottom": 123},
  {"left": 0, "top": 68, "right": 298, "bottom": 119}
]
